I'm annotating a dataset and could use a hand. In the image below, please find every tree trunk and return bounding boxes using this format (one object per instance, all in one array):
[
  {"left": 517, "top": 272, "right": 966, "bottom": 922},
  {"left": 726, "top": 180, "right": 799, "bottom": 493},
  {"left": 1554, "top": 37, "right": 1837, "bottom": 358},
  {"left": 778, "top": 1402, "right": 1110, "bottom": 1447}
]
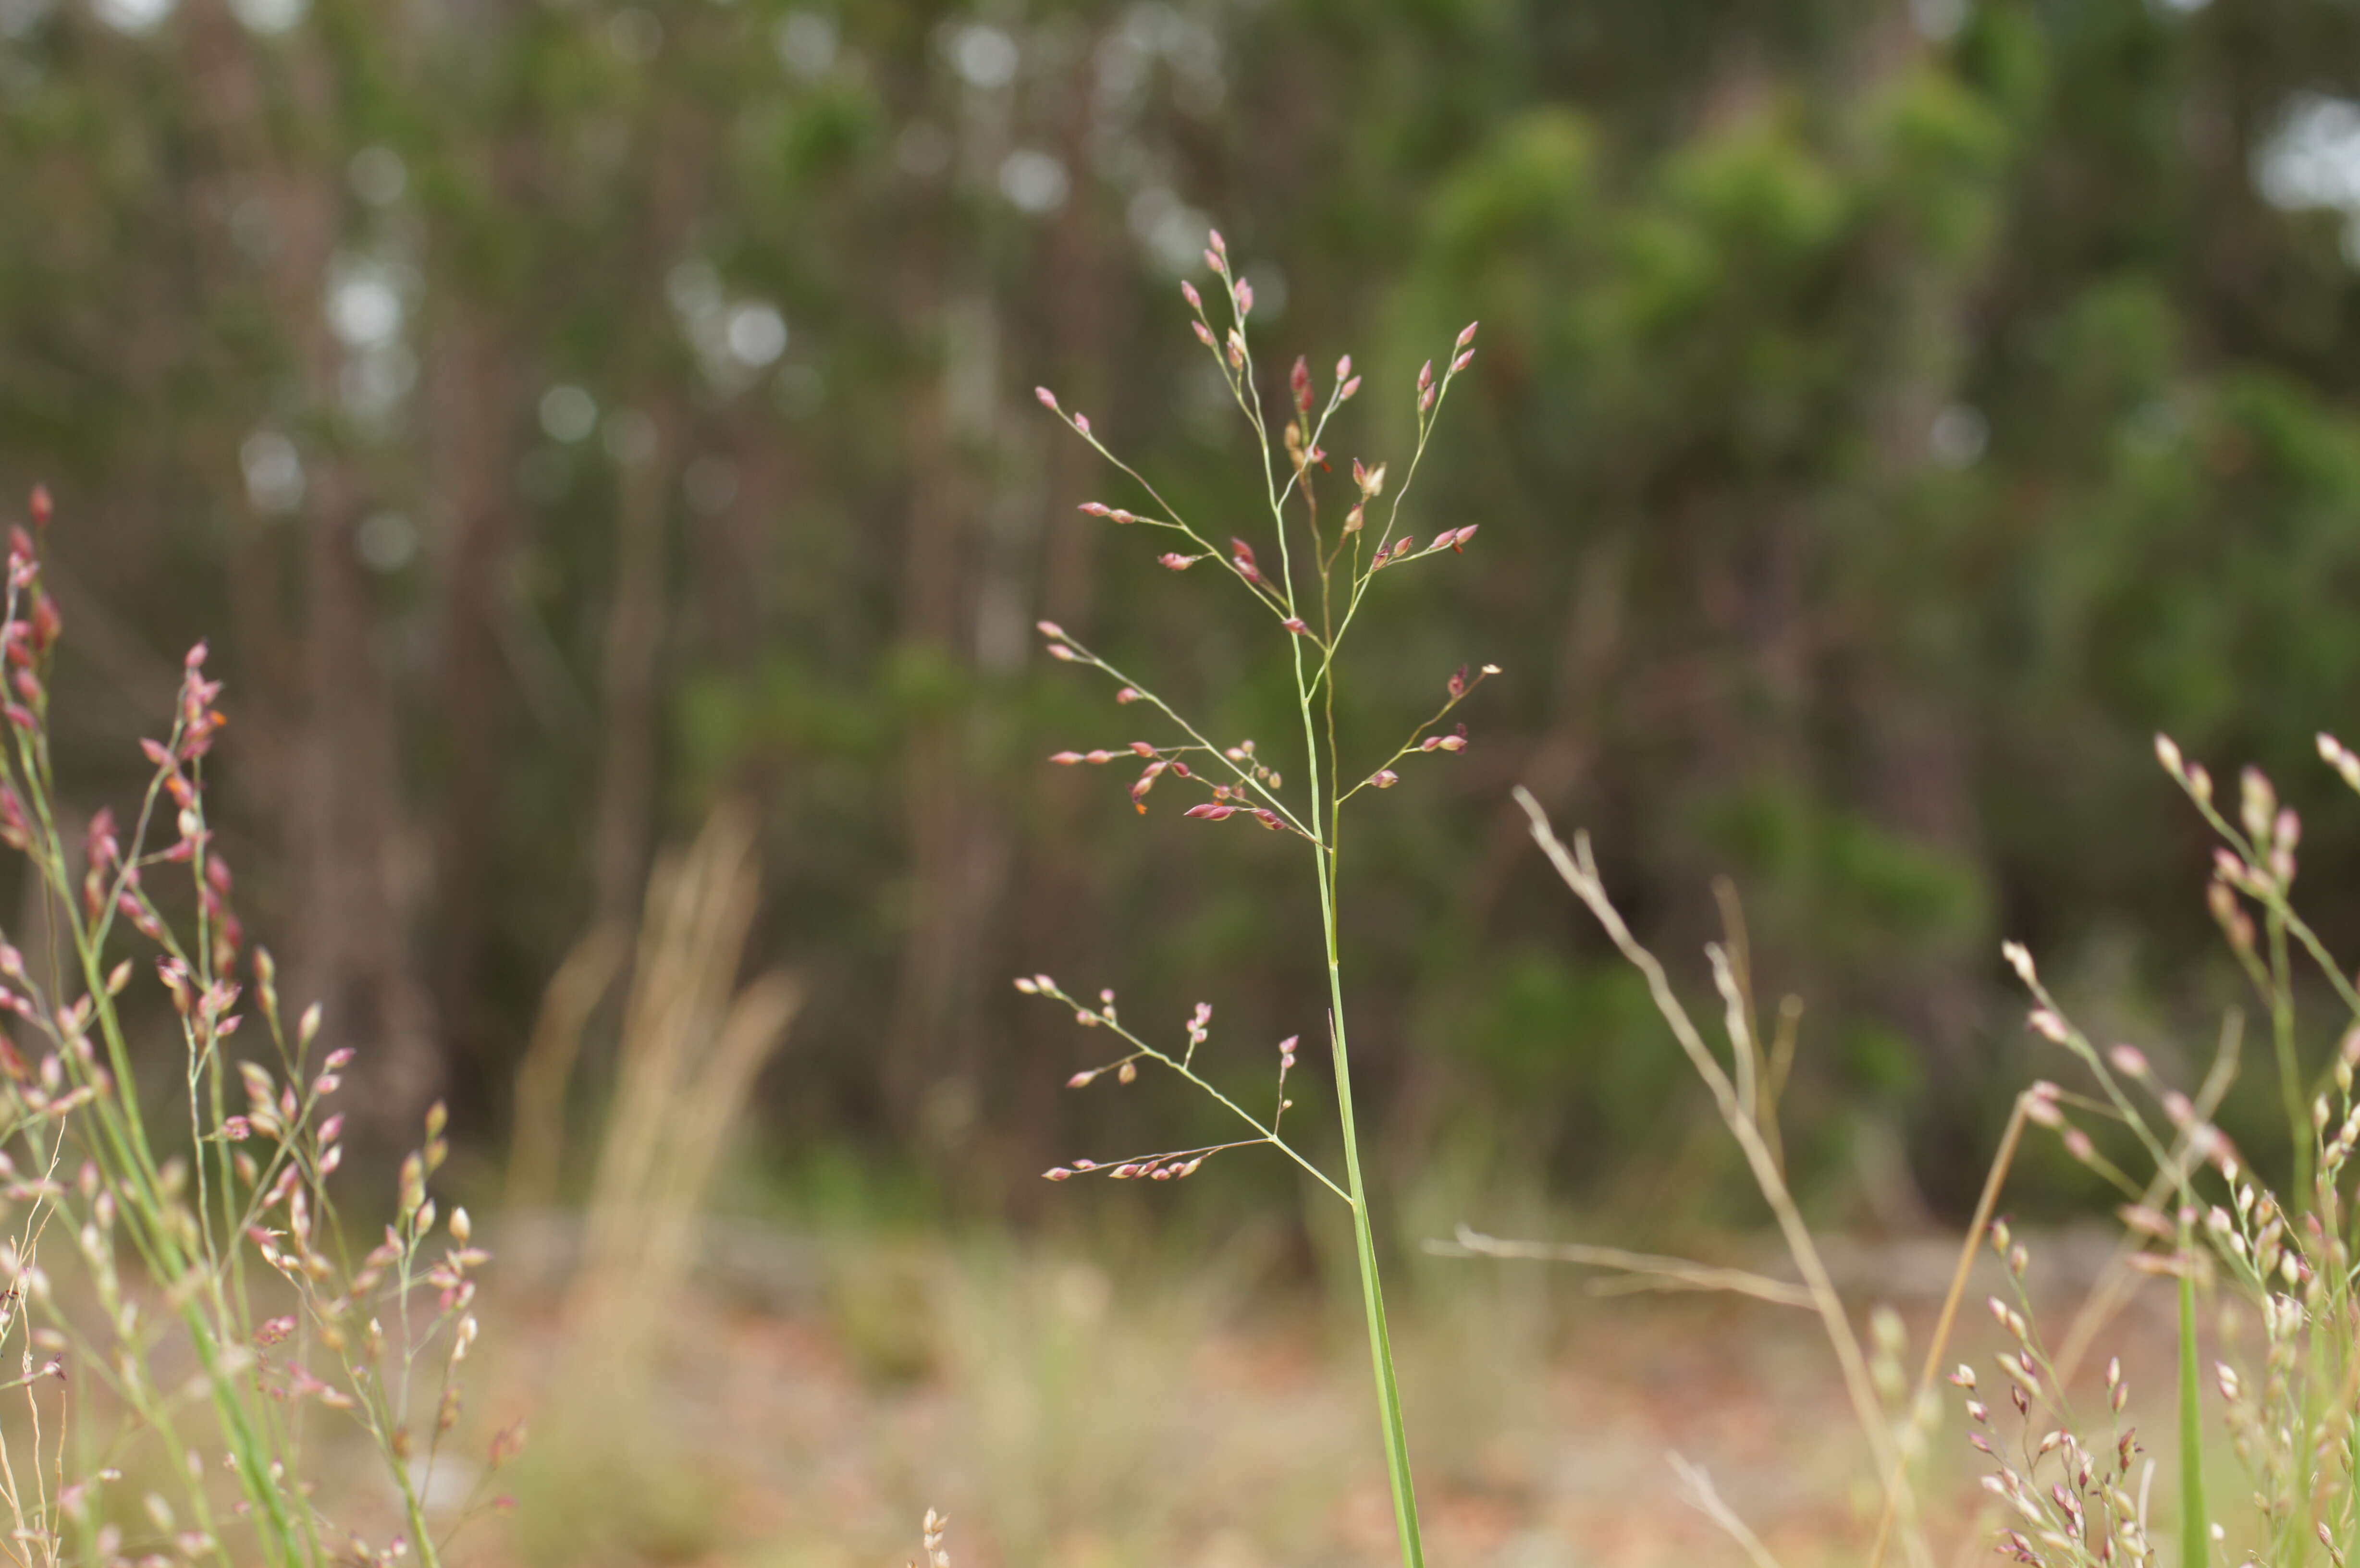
[
  {"left": 592, "top": 413, "right": 674, "bottom": 926},
  {"left": 426, "top": 304, "right": 519, "bottom": 1098},
  {"left": 885, "top": 287, "right": 987, "bottom": 1117},
  {"left": 183, "top": 0, "right": 440, "bottom": 1140}
]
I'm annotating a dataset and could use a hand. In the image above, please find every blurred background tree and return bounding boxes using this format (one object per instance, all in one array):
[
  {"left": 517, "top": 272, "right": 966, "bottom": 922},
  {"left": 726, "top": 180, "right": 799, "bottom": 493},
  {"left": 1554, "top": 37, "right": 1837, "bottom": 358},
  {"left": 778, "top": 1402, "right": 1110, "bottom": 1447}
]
[{"left": 5, "top": 0, "right": 2360, "bottom": 1225}]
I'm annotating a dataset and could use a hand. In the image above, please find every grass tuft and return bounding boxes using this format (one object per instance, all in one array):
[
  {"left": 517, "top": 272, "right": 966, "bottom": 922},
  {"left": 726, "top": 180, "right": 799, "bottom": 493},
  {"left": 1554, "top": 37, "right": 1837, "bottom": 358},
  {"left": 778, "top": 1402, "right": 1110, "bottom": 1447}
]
[{"left": 0, "top": 494, "right": 509, "bottom": 1566}]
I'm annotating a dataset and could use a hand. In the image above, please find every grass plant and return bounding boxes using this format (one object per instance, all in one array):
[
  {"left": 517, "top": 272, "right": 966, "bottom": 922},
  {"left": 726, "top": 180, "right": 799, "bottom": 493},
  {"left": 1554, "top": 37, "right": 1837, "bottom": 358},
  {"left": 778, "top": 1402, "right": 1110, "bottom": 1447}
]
[
  {"left": 0, "top": 490, "right": 511, "bottom": 1566},
  {"left": 1482, "top": 726, "right": 2360, "bottom": 1567},
  {"left": 1016, "top": 225, "right": 1490, "bottom": 1568}
]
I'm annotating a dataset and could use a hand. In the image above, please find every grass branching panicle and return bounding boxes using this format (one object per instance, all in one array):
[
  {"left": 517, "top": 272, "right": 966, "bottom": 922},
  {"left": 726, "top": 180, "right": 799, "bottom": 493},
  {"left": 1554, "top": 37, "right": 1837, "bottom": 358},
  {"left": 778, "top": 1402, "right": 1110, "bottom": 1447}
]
[
  {"left": 1017, "top": 227, "right": 1489, "bottom": 1568},
  {"left": 0, "top": 490, "right": 515, "bottom": 1567}
]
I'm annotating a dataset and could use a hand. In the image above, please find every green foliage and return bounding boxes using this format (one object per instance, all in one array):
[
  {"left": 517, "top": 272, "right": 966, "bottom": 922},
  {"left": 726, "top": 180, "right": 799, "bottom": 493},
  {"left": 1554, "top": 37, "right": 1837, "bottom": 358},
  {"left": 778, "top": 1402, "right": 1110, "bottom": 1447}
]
[
  {"left": 10, "top": 0, "right": 2360, "bottom": 1220},
  {"left": 1696, "top": 785, "right": 1990, "bottom": 955},
  {"left": 1462, "top": 951, "right": 1669, "bottom": 1114},
  {"left": 823, "top": 1240, "right": 943, "bottom": 1387},
  {"left": 512, "top": 1445, "right": 729, "bottom": 1568}
]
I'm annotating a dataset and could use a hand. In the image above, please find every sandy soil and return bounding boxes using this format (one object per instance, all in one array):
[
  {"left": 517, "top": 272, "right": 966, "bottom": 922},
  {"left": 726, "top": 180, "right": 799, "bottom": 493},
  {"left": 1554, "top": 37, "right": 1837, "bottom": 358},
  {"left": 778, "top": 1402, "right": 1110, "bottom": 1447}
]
[{"left": 441, "top": 1224, "right": 2186, "bottom": 1568}]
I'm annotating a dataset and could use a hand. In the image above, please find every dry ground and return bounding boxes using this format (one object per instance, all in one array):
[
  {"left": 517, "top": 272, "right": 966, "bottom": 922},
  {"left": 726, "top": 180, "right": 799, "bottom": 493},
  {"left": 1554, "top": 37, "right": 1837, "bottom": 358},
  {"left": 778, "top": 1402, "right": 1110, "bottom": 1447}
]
[{"left": 436, "top": 1223, "right": 2186, "bottom": 1568}]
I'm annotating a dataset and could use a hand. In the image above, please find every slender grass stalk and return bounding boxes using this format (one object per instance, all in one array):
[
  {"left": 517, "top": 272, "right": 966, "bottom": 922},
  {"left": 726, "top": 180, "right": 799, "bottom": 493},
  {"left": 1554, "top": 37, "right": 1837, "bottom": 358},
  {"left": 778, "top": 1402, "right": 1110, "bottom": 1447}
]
[
  {"left": 1020, "top": 231, "right": 1489, "bottom": 1568},
  {"left": 1865, "top": 1090, "right": 2033, "bottom": 1568},
  {"left": 1326, "top": 967, "right": 1424, "bottom": 1568},
  {"left": 2267, "top": 910, "right": 2309, "bottom": 1210},
  {"left": 2179, "top": 1265, "right": 2207, "bottom": 1568},
  {"left": 1509, "top": 792, "right": 1922, "bottom": 1566}
]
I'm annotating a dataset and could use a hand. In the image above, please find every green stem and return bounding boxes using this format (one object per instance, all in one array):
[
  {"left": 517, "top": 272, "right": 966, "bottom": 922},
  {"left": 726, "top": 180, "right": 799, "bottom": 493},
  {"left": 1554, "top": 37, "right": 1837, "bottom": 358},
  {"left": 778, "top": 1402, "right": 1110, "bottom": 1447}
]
[
  {"left": 2180, "top": 1263, "right": 2208, "bottom": 1568},
  {"left": 1296, "top": 643, "right": 1423, "bottom": 1568},
  {"left": 1323, "top": 942, "right": 1425, "bottom": 1568},
  {"left": 1052, "top": 298, "right": 1449, "bottom": 1568},
  {"left": 2268, "top": 912, "right": 2310, "bottom": 1209}
]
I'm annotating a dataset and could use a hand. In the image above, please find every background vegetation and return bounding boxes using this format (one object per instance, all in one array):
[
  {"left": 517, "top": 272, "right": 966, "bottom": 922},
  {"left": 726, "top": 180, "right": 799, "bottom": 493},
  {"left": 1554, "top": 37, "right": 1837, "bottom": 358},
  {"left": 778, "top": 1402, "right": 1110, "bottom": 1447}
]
[{"left": 5, "top": 0, "right": 2360, "bottom": 1234}]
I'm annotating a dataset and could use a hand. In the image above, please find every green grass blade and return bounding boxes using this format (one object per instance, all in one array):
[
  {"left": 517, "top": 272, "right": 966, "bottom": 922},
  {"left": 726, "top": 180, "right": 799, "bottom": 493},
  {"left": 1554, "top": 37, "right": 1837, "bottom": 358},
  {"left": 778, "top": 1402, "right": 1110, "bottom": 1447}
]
[
  {"left": 1329, "top": 1014, "right": 1425, "bottom": 1568},
  {"left": 2180, "top": 1267, "right": 2207, "bottom": 1568}
]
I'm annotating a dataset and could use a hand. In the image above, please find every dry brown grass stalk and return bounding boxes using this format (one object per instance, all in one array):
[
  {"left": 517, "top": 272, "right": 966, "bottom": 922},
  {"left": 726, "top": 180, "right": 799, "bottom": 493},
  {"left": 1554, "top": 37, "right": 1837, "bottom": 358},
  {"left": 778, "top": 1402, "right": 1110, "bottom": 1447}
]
[
  {"left": 1511, "top": 786, "right": 1936, "bottom": 1568},
  {"left": 539, "top": 802, "right": 803, "bottom": 1392},
  {"left": 1670, "top": 1452, "right": 1784, "bottom": 1568},
  {"left": 1427, "top": 1225, "right": 1817, "bottom": 1309},
  {"left": 503, "top": 923, "right": 626, "bottom": 1213},
  {"left": 1506, "top": 767, "right": 2274, "bottom": 1568}
]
